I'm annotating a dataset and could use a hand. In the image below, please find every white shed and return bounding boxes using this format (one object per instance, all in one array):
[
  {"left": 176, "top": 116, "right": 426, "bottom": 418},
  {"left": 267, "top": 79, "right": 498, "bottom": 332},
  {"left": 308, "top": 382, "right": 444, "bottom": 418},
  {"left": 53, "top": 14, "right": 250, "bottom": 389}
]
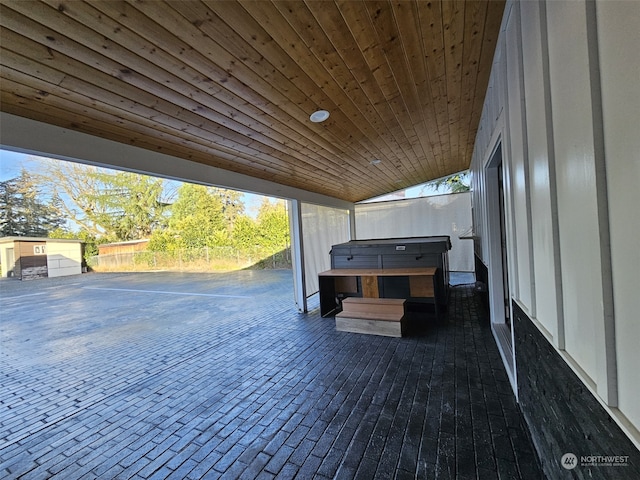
[{"left": 0, "top": 237, "right": 83, "bottom": 280}]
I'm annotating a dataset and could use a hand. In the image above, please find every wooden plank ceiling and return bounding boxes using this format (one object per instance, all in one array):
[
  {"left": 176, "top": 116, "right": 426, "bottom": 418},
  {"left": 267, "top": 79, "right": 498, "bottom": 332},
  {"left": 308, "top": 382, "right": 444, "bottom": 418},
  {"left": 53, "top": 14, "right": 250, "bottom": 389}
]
[{"left": 0, "top": 0, "right": 504, "bottom": 203}]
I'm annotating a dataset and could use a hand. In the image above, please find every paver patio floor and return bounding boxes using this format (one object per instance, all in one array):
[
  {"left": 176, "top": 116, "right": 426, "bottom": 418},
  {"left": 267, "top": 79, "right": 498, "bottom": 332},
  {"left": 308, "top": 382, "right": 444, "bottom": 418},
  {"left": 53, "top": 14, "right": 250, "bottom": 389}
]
[{"left": 0, "top": 271, "right": 543, "bottom": 479}]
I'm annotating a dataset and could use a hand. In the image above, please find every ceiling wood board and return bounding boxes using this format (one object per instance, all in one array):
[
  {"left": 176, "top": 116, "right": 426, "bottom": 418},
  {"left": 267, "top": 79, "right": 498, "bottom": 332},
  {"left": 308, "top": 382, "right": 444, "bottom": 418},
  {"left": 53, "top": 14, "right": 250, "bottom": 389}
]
[{"left": 0, "top": 0, "right": 504, "bottom": 203}]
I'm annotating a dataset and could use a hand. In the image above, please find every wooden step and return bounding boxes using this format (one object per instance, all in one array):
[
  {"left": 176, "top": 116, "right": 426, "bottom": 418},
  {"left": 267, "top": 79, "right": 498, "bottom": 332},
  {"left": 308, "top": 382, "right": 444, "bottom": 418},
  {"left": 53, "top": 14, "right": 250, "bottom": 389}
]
[
  {"left": 335, "top": 313, "right": 406, "bottom": 337},
  {"left": 340, "top": 297, "right": 405, "bottom": 316},
  {"left": 336, "top": 298, "right": 406, "bottom": 337},
  {"left": 336, "top": 310, "right": 404, "bottom": 322}
]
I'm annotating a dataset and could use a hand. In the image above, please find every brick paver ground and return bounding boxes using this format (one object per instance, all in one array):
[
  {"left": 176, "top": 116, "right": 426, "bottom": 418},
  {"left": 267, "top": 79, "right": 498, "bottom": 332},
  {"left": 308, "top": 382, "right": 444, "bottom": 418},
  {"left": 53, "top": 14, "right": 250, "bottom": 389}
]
[{"left": 0, "top": 270, "right": 543, "bottom": 479}]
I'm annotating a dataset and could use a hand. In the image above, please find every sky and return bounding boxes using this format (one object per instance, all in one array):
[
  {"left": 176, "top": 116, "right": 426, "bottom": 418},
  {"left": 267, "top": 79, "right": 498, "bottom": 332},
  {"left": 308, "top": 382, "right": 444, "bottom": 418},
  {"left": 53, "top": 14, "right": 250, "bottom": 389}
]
[{"left": 0, "top": 149, "right": 27, "bottom": 181}]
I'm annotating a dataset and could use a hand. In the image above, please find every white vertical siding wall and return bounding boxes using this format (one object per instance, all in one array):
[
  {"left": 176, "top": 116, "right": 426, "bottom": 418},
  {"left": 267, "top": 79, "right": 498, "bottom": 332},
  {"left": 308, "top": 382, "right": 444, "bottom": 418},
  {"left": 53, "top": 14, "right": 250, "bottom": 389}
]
[
  {"left": 470, "top": 40, "right": 505, "bottom": 267},
  {"left": 470, "top": 0, "right": 639, "bottom": 445},
  {"left": 520, "top": 0, "right": 563, "bottom": 345},
  {"left": 596, "top": 1, "right": 640, "bottom": 431},
  {"left": 547, "top": 0, "right": 614, "bottom": 399},
  {"left": 504, "top": 2, "right": 534, "bottom": 314}
]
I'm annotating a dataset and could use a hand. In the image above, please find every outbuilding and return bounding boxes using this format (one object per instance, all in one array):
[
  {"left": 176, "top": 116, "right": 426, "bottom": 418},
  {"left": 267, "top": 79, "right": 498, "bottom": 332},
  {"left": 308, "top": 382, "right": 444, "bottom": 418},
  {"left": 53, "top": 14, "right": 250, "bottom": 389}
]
[{"left": 0, "top": 236, "right": 83, "bottom": 280}]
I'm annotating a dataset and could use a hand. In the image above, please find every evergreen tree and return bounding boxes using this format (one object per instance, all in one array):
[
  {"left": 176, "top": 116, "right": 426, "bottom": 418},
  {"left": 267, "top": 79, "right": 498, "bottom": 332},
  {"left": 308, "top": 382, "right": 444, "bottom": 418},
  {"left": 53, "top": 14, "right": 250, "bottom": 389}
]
[
  {"left": 0, "top": 170, "right": 64, "bottom": 237},
  {"left": 88, "top": 170, "right": 169, "bottom": 241}
]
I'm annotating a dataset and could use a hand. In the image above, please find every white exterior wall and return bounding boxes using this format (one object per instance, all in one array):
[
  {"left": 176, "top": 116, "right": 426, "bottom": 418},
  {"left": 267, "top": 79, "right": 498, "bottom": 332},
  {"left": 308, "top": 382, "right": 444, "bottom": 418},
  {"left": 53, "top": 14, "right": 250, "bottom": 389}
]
[
  {"left": 470, "top": 0, "right": 639, "bottom": 445},
  {"left": 520, "top": 0, "right": 563, "bottom": 345},
  {"left": 597, "top": 1, "right": 640, "bottom": 432},
  {"left": 470, "top": 37, "right": 505, "bottom": 268},
  {"left": 548, "top": 0, "right": 612, "bottom": 398},
  {"left": 46, "top": 241, "right": 82, "bottom": 278},
  {"left": 504, "top": 2, "right": 533, "bottom": 313}
]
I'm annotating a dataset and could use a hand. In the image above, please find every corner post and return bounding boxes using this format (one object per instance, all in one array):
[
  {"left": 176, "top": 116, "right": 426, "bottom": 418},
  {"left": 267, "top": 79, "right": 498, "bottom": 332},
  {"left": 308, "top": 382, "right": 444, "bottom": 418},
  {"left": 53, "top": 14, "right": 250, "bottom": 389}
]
[{"left": 289, "top": 199, "right": 307, "bottom": 312}]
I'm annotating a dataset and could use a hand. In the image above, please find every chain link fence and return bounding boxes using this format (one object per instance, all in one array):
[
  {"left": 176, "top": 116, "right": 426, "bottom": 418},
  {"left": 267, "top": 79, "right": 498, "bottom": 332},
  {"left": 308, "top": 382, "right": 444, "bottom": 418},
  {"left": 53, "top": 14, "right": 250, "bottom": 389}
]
[{"left": 87, "top": 246, "right": 291, "bottom": 272}]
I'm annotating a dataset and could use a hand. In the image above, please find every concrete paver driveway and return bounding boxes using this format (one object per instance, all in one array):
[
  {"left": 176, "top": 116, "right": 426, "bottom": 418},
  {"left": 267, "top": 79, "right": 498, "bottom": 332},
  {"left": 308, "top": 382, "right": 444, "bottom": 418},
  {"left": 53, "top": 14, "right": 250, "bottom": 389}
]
[{"left": 1, "top": 271, "right": 297, "bottom": 478}]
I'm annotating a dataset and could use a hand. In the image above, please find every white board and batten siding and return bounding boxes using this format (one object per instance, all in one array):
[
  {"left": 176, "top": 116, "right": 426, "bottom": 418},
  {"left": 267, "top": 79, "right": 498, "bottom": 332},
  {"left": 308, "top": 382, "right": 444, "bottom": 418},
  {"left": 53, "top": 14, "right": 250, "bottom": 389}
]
[
  {"left": 597, "top": 1, "right": 640, "bottom": 439},
  {"left": 470, "top": 0, "right": 640, "bottom": 446}
]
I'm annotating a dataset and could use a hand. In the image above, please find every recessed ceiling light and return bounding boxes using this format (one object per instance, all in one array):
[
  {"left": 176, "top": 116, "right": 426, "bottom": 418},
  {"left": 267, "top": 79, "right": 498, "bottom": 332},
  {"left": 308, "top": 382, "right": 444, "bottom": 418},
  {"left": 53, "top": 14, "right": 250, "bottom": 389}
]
[
  {"left": 310, "top": 110, "right": 330, "bottom": 123},
  {"left": 370, "top": 159, "right": 382, "bottom": 165}
]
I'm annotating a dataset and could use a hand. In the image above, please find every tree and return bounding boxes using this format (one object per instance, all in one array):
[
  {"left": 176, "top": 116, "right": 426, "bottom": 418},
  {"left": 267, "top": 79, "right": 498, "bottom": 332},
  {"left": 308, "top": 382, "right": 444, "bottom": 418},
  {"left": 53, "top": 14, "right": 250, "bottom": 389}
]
[
  {"left": 88, "top": 170, "right": 169, "bottom": 240},
  {"left": 213, "top": 188, "right": 244, "bottom": 227},
  {"left": 0, "top": 170, "right": 64, "bottom": 237},
  {"left": 150, "top": 183, "right": 229, "bottom": 251},
  {"left": 28, "top": 158, "right": 172, "bottom": 241},
  {"left": 231, "top": 215, "right": 258, "bottom": 251},
  {"left": 430, "top": 172, "right": 470, "bottom": 193},
  {"left": 255, "top": 199, "right": 289, "bottom": 254}
]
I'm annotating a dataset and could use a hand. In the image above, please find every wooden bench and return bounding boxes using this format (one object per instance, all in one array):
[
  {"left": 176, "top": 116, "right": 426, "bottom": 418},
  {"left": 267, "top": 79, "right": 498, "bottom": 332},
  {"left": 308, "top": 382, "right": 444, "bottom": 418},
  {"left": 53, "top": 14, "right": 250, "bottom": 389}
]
[{"left": 335, "top": 297, "right": 407, "bottom": 337}]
